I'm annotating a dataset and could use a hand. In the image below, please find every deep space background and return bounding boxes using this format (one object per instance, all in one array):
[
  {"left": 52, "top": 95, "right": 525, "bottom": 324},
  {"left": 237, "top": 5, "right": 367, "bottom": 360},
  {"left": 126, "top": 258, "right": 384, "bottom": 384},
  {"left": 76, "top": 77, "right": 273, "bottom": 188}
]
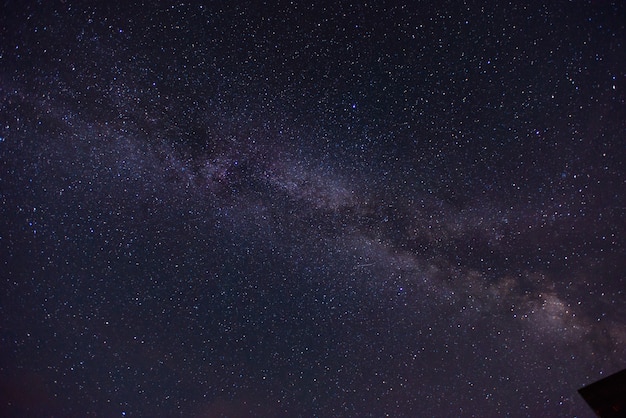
[{"left": 1, "top": 1, "right": 625, "bottom": 417}]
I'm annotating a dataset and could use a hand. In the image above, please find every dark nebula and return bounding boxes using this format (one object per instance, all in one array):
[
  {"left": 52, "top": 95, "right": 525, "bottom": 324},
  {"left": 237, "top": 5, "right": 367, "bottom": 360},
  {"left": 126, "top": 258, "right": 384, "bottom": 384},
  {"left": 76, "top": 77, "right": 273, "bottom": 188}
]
[{"left": 1, "top": 1, "right": 625, "bottom": 417}]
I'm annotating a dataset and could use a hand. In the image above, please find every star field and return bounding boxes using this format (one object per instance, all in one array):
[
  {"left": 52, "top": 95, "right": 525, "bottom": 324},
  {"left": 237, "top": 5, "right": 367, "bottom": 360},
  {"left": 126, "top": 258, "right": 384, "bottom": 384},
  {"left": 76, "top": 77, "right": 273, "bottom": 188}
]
[{"left": 1, "top": 1, "right": 625, "bottom": 417}]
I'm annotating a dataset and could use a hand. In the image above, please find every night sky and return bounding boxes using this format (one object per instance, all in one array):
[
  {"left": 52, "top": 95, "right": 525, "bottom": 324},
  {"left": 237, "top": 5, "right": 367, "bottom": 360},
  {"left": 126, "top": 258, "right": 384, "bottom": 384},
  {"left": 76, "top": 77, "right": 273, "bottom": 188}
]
[{"left": 1, "top": 1, "right": 625, "bottom": 417}]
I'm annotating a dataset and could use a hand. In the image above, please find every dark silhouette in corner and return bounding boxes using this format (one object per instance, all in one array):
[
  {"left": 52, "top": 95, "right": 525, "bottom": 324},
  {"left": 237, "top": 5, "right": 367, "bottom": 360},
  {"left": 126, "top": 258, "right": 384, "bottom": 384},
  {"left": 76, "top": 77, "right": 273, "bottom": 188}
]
[{"left": 579, "top": 368, "right": 626, "bottom": 418}]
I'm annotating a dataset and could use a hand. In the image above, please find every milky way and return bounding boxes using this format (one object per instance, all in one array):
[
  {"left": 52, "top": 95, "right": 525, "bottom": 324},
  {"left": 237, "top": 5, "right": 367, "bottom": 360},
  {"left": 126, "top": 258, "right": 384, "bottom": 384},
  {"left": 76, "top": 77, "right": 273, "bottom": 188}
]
[{"left": 1, "top": 2, "right": 625, "bottom": 416}]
